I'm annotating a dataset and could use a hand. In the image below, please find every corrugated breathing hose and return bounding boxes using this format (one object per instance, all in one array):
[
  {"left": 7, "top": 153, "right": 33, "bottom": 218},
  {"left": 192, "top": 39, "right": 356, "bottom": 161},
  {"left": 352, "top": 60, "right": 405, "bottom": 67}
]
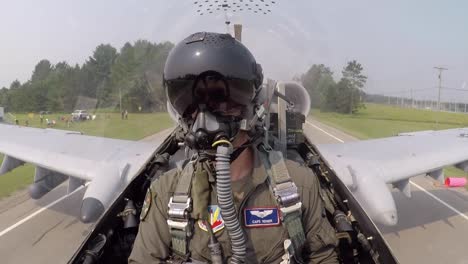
[{"left": 214, "top": 143, "right": 246, "bottom": 264}]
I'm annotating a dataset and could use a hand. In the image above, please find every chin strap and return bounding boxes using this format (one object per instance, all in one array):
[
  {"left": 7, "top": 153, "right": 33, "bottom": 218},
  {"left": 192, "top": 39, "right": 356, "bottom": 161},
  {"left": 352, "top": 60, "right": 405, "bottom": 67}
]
[
  {"left": 229, "top": 146, "right": 247, "bottom": 162},
  {"left": 229, "top": 131, "right": 263, "bottom": 162}
]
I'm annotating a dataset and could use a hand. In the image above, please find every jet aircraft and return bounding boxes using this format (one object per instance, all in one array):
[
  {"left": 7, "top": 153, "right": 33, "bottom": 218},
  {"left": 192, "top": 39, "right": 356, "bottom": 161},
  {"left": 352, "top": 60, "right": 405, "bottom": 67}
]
[{"left": 2, "top": 78, "right": 467, "bottom": 263}]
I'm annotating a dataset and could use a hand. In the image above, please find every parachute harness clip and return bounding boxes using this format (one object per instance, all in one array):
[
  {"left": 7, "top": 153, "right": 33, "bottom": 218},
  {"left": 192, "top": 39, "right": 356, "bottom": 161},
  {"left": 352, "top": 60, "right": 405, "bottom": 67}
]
[
  {"left": 167, "top": 161, "right": 195, "bottom": 259},
  {"left": 259, "top": 146, "right": 306, "bottom": 264}
]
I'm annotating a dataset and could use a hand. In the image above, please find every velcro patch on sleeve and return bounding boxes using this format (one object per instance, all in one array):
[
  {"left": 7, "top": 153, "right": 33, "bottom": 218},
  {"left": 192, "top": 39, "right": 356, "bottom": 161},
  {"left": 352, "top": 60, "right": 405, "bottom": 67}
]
[
  {"left": 244, "top": 207, "right": 280, "bottom": 228},
  {"left": 140, "top": 188, "right": 152, "bottom": 221}
]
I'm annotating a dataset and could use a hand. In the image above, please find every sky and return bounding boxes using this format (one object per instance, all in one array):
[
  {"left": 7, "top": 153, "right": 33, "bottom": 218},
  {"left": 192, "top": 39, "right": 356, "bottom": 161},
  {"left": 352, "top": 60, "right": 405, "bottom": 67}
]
[{"left": 1, "top": 0, "right": 468, "bottom": 102}]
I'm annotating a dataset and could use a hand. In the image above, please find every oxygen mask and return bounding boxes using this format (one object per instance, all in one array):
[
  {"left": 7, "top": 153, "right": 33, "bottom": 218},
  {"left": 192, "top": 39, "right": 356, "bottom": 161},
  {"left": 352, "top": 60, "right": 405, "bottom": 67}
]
[
  {"left": 185, "top": 104, "right": 242, "bottom": 150},
  {"left": 184, "top": 76, "right": 248, "bottom": 151}
]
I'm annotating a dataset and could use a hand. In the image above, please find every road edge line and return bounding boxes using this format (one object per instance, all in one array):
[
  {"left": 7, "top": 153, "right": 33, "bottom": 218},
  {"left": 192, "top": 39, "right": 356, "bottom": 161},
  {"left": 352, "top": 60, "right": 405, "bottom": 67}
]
[
  {"left": 305, "top": 120, "right": 468, "bottom": 222},
  {"left": 306, "top": 121, "right": 345, "bottom": 143},
  {"left": 409, "top": 181, "right": 468, "bottom": 221},
  {"left": 0, "top": 182, "right": 90, "bottom": 238}
]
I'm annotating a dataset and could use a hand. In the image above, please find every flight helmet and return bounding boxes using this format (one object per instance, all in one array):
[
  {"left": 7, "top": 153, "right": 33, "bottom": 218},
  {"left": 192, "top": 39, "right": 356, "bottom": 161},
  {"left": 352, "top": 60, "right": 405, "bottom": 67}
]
[{"left": 164, "top": 32, "right": 263, "bottom": 119}]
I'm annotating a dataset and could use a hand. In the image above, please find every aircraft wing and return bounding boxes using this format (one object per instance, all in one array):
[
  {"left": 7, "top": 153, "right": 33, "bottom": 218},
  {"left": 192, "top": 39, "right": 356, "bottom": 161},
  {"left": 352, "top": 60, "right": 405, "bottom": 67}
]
[
  {"left": 0, "top": 124, "right": 165, "bottom": 222},
  {"left": 311, "top": 127, "right": 468, "bottom": 226}
]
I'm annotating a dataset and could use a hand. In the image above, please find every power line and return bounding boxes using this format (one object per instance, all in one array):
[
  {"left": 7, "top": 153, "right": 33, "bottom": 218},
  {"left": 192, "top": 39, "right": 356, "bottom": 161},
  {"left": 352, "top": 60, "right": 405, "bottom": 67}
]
[
  {"left": 441, "top": 87, "right": 468, "bottom": 92},
  {"left": 381, "top": 87, "right": 434, "bottom": 95}
]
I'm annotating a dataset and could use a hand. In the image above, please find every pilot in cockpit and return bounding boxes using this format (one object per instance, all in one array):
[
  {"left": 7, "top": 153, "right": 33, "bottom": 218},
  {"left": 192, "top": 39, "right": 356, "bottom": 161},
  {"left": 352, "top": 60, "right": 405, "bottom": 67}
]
[{"left": 129, "top": 32, "right": 338, "bottom": 264}]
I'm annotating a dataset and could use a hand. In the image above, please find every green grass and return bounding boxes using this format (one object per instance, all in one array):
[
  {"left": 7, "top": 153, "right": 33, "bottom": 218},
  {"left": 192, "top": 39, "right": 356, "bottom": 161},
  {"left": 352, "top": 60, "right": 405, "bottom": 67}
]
[
  {"left": 0, "top": 112, "right": 173, "bottom": 199},
  {"left": 313, "top": 104, "right": 468, "bottom": 139},
  {"left": 10, "top": 112, "right": 173, "bottom": 140},
  {"left": 0, "top": 160, "right": 34, "bottom": 198},
  {"left": 313, "top": 103, "right": 468, "bottom": 179}
]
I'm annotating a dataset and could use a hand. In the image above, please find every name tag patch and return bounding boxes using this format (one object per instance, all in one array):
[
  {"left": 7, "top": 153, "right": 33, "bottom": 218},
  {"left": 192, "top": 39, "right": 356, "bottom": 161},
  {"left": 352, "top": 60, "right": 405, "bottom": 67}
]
[{"left": 244, "top": 207, "right": 280, "bottom": 228}]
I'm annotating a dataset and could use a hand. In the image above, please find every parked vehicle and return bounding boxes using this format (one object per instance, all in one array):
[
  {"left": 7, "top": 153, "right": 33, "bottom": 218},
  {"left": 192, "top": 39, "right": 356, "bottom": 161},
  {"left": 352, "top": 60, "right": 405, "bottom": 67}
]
[{"left": 71, "top": 110, "right": 90, "bottom": 121}]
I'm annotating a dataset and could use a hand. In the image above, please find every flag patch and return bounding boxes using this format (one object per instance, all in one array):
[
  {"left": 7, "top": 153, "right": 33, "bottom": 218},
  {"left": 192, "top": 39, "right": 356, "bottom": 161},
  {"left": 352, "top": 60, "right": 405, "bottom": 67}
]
[
  {"left": 198, "top": 205, "right": 225, "bottom": 233},
  {"left": 244, "top": 207, "right": 280, "bottom": 228}
]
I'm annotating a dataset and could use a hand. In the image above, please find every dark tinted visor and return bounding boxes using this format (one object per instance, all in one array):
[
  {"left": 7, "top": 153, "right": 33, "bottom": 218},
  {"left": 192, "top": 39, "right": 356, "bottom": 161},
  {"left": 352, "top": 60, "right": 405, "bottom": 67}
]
[
  {"left": 166, "top": 76, "right": 255, "bottom": 117},
  {"left": 193, "top": 75, "right": 229, "bottom": 103},
  {"left": 228, "top": 79, "right": 256, "bottom": 106},
  {"left": 166, "top": 79, "right": 196, "bottom": 116}
]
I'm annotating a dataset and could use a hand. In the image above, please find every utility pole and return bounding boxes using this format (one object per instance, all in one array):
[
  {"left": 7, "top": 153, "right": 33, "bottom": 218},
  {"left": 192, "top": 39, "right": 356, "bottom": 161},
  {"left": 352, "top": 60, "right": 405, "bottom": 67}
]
[
  {"left": 119, "top": 87, "right": 122, "bottom": 113},
  {"left": 410, "top": 88, "right": 414, "bottom": 108},
  {"left": 434, "top": 66, "right": 448, "bottom": 111},
  {"left": 434, "top": 67, "right": 447, "bottom": 126}
]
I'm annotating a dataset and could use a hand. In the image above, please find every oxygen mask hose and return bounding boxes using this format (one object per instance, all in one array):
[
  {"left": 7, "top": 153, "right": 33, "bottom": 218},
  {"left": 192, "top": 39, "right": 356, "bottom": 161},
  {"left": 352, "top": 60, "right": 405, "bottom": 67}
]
[
  {"left": 205, "top": 220, "right": 224, "bottom": 264},
  {"left": 213, "top": 139, "right": 246, "bottom": 264}
]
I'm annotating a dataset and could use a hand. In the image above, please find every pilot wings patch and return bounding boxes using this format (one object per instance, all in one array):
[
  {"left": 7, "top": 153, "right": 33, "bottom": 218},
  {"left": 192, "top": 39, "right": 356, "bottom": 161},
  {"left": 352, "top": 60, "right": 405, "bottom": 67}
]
[
  {"left": 251, "top": 209, "right": 273, "bottom": 218},
  {"left": 244, "top": 207, "right": 280, "bottom": 228}
]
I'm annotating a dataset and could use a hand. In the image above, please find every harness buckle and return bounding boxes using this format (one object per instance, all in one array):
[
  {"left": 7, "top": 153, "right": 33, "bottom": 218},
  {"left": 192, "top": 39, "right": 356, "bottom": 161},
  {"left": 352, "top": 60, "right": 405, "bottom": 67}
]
[
  {"left": 274, "top": 182, "right": 300, "bottom": 206},
  {"left": 167, "top": 196, "right": 192, "bottom": 235},
  {"left": 168, "top": 196, "right": 192, "bottom": 219},
  {"left": 167, "top": 219, "right": 190, "bottom": 232},
  {"left": 274, "top": 182, "right": 302, "bottom": 218}
]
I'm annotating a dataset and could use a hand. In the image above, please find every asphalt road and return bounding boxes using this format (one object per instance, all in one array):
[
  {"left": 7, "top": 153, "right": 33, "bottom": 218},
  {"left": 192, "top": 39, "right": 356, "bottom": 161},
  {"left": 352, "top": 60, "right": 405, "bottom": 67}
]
[
  {"left": 1, "top": 121, "right": 468, "bottom": 263},
  {"left": 305, "top": 119, "right": 468, "bottom": 264}
]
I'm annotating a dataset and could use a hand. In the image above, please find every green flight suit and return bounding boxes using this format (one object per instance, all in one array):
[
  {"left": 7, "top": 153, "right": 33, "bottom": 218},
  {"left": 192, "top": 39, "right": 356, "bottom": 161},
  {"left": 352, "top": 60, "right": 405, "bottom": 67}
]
[{"left": 129, "top": 148, "right": 338, "bottom": 263}]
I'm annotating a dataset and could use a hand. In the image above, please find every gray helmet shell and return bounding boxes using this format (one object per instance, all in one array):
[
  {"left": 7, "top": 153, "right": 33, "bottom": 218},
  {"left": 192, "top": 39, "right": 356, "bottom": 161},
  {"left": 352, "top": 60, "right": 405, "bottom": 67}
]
[{"left": 164, "top": 32, "right": 263, "bottom": 116}]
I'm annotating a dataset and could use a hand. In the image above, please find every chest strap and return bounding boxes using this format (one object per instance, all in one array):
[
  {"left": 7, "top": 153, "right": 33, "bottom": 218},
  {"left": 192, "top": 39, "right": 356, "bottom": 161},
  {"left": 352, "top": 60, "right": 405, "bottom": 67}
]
[
  {"left": 168, "top": 160, "right": 194, "bottom": 259},
  {"left": 259, "top": 147, "right": 306, "bottom": 262}
]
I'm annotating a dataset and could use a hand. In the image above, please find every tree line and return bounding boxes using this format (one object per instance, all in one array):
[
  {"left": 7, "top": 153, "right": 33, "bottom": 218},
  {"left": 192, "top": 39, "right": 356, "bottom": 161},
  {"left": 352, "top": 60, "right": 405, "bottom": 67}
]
[
  {"left": 0, "top": 40, "right": 174, "bottom": 113},
  {"left": 0, "top": 39, "right": 366, "bottom": 115},
  {"left": 298, "top": 60, "right": 368, "bottom": 114}
]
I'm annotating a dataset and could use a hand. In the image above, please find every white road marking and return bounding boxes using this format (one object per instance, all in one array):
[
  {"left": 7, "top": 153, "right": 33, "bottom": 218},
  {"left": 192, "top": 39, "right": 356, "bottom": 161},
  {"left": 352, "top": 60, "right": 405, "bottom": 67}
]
[
  {"left": 0, "top": 182, "right": 90, "bottom": 238},
  {"left": 305, "top": 121, "right": 344, "bottom": 143},
  {"left": 0, "top": 131, "right": 169, "bottom": 238},
  {"left": 0, "top": 129, "right": 201, "bottom": 243},
  {"left": 305, "top": 120, "right": 468, "bottom": 222},
  {"left": 410, "top": 181, "right": 468, "bottom": 221},
  {"left": 0, "top": 123, "right": 465, "bottom": 238}
]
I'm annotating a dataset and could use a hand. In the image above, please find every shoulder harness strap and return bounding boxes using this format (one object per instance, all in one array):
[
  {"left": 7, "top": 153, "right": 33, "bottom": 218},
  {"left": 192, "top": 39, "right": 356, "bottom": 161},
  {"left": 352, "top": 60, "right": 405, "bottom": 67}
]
[
  {"left": 167, "top": 160, "right": 194, "bottom": 259},
  {"left": 259, "top": 145, "right": 306, "bottom": 263}
]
